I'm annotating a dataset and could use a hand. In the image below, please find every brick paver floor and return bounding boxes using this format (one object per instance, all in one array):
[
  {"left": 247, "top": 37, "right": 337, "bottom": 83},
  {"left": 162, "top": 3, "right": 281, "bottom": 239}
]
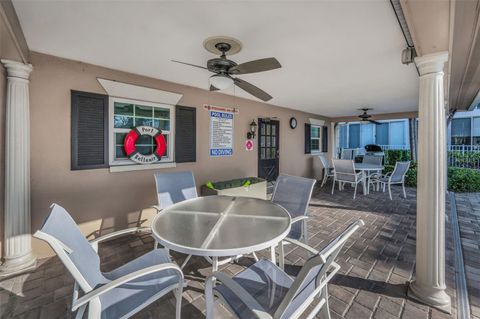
[
  {"left": 0, "top": 182, "right": 459, "bottom": 318},
  {"left": 454, "top": 193, "right": 480, "bottom": 319}
]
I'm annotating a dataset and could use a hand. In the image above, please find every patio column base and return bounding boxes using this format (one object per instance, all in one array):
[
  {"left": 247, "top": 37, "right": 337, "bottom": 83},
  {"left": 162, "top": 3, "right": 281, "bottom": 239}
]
[
  {"left": 0, "top": 59, "right": 36, "bottom": 275},
  {"left": 408, "top": 281, "right": 451, "bottom": 313}
]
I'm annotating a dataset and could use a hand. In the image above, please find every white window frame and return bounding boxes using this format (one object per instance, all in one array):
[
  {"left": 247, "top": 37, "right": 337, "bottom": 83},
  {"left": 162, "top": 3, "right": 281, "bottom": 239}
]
[
  {"left": 310, "top": 125, "right": 322, "bottom": 153},
  {"left": 108, "top": 97, "right": 175, "bottom": 167}
]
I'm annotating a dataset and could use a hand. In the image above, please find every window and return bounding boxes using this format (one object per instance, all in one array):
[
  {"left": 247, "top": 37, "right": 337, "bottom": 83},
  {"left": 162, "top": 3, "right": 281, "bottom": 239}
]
[
  {"left": 109, "top": 97, "right": 174, "bottom": 165},
  {"left": 451, "top": 118, "right": 471, "bottom": 145},
  {"left": 310, "top": 125, "right": 321, "bottom": 152},
  {"left": 389, "top": 121, "right": 405, "bottom": 146},
  {"left": 472, "top": 117, "right": 480, "bottom": 145},
  {"left": 375, "top": 123, "right": 389, "bottom": 146},
  {"left": 360, "top": 123, "right": 375, "bottom": 146},
  {"left": 349, "top": 124, "right": 360, "bottom": 148},
  {"left": 339, "top": 124, "right": 348, "bottom": 148}
]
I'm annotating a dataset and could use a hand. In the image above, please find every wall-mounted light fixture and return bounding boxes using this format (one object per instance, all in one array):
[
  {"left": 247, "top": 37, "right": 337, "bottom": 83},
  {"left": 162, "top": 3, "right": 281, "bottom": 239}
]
[{"left": 247, "top": 120, "right": 257, "bottom": 139}]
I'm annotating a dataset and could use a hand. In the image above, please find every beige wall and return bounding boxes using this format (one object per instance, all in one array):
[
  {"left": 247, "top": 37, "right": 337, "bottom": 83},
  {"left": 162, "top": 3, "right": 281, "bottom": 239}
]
[
  {"left": 28, "top": 52, "right": 330, "bottom": 258},
  {"left": 0, "top": 9, "right": 27, "bottom": 260}
]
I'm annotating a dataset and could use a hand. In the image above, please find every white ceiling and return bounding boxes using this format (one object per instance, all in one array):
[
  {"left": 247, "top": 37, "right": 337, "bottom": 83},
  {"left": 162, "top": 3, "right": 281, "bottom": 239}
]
[{"left": 13, "top": 0, "right": 419, "bottom": 118}]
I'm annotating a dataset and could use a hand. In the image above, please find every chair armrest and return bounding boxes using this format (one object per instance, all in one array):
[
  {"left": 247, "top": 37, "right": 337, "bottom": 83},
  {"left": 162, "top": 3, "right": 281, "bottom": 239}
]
[
  {"left": 89, "top": 227, "right": 150, "bottom": 252},
  {"left": 205, "top": 271, "right": 272, "bottom": 319},
  {"left": 151, "top": 205, "right": 162, "bottom": 213},
  {"left": 291, "top": 216, "right": 308, "bottom": 225},
  {"left": 283, "top": 237, "right": 319, "bottom": 255},
  {"left": 72, "top": 263, "right": 183, "bottom": 311}
]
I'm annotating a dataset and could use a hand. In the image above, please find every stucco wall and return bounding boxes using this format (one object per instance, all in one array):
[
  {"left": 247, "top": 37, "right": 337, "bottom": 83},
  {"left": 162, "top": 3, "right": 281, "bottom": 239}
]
[{"left": 28, "top": 52, "right": 330, "bottom": 258}]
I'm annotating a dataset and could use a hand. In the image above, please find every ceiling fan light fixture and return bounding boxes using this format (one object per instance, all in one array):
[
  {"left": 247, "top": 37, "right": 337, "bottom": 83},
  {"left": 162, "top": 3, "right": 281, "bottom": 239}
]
[{"left": 209, "top": 74, "right": 233, "bottom": 90}]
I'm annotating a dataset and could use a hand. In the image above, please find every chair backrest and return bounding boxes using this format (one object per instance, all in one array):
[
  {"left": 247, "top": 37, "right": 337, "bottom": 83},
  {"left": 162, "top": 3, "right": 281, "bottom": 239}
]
[
  {"left": 332, "top": 159, "right": 357, "bottom": 182},
  {"left": 363, "top": 154, "right": 383, "bottom": 165},
  {"left": 34, "top": 204, "right": 106, "bottom": 293},
  {"left": 391, "top": 161, "right": 411, "bottom": 182},
  {"left": 272, "top": 174, "right": 316, "bottom": 239},
  {"left": 274, "top": 220, "right": 364, "bottom": 319},
  {"left": 154, "top": 171, "right": 198, "bottom": 209},
  {"left": 340, "top": 149, "right": 352, "bottom": 160},
  {"left": 318, "top": 154, "right": 330, "bottom": 170}
]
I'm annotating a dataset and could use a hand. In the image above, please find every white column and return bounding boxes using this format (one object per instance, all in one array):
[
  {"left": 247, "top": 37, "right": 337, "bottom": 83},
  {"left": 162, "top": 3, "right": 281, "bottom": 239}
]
[
  {"left": 0, "top": 59, "right": 35, "bottom": 274},
  {"left": 408, "top": 51, "right": 451, "bottom": 313}
]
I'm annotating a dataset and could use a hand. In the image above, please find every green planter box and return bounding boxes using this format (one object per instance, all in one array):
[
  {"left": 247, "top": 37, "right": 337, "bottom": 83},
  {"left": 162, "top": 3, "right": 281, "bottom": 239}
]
[{"left": 201, "top": 177, "right": 267, "bottom": 200}]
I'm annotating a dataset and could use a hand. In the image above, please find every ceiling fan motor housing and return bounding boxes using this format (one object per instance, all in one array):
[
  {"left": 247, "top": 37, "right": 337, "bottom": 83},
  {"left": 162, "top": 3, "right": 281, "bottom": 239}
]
[{"left": 207, "top": 58, "right": 237, "bottom": 74}]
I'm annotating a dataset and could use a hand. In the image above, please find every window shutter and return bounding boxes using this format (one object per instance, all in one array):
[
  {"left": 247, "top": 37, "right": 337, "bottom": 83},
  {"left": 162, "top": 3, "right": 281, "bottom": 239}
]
[
  {"left": 71, "top": 91, "right": 109, "bottom": 170},
  {"left": 175, "top": 105, "right": 196, "bottom": 163},
  {"left": 304, "top": 123, "right": 311, "bottom": 154},
  {"left": 322, "top": 126, "right": 328, "bottom": 153}
]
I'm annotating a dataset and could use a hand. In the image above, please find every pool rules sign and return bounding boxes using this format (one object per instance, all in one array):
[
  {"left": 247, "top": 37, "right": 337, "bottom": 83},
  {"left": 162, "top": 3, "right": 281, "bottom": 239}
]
[{"left": 208, "top": 107, "right": 234, "bottom": 157}]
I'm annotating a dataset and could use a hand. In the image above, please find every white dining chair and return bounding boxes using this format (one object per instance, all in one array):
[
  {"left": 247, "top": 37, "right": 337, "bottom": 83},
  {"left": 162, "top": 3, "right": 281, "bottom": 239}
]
[
  {"left": 331, "top": 159, "right": 364, "bottom": 199},
  {"left": 318, "top": 154, "right": 334, "bottom": 187},
  {"left": 369, "top": 161, "right": 411, "bottom": 200},
  {"left": 205, "top": 220, "right": 364, "bottom": 319},
  {"left": 34, "top": 204, "right": 184, "bottom": 319}
]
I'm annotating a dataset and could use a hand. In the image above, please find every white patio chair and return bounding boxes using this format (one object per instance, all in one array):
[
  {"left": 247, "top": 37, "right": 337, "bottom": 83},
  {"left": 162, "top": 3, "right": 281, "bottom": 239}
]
[
  {"left": 340, "top": 149, "right": 353, "bottom": 160},
  {"left": 318, "top": 154, "right": 334, "bottom": 187},
  {"left": 205, "top": 220, "right": 364, "bottom": 319},
  {"left": 362, "top": 154, "right": 383, "bottom": 190},
  {"left": 34, "top": 204, "right": 184, "bottom": 319},
  {"left": 331, "top": 159, "right": 364, "bottom": 199},
  {"left": 153, "top": 170, "right": 198, "bottom": 212},
  {"left": 271, "top": 174, "right": 316, "bottom": 269},
  {"left": 154, "top": 171, "right": 198, "bottom": 266},
  {"left": 369, "top": 161, "right": 411, "bottom": 200}
]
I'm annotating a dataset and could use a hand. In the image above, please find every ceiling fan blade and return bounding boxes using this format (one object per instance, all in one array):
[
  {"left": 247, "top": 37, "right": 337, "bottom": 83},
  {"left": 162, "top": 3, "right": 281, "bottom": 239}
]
[
  {"left": 369, "top": 119, "right": 381, "bottom": 125},
  {"left": 171, "top": 60, "right": 208, "bottom": 70},
  {"left": 233, "top": 78, "right": 272, "bottom": 101},
  {"left": 228, "top": 57, "right": 281, "bottom": 75},
  {"left": 209, "top": 85, "right": 219, "bottom": 91}
]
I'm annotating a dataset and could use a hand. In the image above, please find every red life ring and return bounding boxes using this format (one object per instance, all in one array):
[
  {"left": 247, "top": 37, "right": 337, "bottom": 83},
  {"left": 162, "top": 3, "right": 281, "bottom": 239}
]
[{"left": 124, "top": 126, "right": 166, "bottom": 164}]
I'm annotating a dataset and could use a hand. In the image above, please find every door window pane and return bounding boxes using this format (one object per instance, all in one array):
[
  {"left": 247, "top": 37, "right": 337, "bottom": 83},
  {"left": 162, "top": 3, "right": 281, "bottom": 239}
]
[{"left": 135, "top": 105, "right": 153, "bottom": 117}]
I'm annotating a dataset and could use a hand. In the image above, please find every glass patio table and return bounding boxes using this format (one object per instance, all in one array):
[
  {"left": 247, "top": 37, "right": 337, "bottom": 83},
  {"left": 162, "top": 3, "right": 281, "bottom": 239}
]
[
  {"left": 354, "top": 163, "right": 384, "bottom": 195},
  {"left": 151, "top": 195, "right": 291, "bottom": 271}
]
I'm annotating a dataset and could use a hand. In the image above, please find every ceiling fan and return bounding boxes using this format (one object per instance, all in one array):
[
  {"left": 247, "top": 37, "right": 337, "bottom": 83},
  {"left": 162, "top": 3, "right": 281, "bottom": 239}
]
[
  {"left": 358, "top": 108, "right": 381, "bottom": 125},
  {"left": 171, "top": 37, "right": 281, "bottom": 101}
]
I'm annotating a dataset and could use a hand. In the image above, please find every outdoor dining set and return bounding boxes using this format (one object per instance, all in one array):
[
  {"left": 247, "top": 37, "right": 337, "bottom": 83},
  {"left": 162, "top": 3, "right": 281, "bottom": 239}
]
[
  {"left": 32, "top": 169, "right": 370, "bottom": 319},
  {"left": 318, "top": 150, "right": 411, "bottom": 200}
]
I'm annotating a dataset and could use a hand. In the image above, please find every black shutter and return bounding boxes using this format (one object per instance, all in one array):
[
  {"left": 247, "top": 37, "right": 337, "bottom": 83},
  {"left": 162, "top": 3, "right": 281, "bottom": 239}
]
[
  {"left": 322, "top": 126, "right": 328, "bottom": 153},
  {"left": 304, "top": 123, "right": 311, "bottom": 154},
  {"left": 71, "top": 91, "right": 109, "bottom": 170},
  {"left": 175, "top": 105, "right": 196, "bottom": 163}
]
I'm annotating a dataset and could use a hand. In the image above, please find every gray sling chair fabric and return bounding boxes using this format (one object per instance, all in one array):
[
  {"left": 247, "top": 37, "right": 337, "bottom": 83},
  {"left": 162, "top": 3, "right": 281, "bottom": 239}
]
[
  {"left": 340, "top": 149, "right": 353, "bottom": 160},
  {"left": 362, "top": 155, "right": 383, "bottom": 190},
  {"left": 331, "top": 159, "right": 364, "bottom": 199},
  {"left": 154, "top": 171, "right": 198, "bottom": 210},
  {"left": 34, "top": 204, "right": 184, "bottom": 319},
  {"left": 369, "top": 161, "right": 411, "bottom": 200},
  {"left": 318, "top": 154, "right": 334, "bottom": 187},
  {"left": 271, "top": 174, "right": 316, "bottom": 242},
  {"left": 205, "top": 220, "right": 364, "bottom": 319}
]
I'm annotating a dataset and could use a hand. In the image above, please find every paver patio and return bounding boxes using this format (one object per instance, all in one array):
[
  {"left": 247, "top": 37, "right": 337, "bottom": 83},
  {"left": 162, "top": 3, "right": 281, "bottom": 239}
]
[{"left": 0, "top": 183, "right": 460, "bottom": 318}]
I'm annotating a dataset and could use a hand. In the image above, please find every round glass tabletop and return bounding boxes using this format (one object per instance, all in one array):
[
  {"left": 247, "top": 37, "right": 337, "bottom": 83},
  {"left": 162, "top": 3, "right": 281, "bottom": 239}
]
[{"left": 151, "top": 196, "right": 291, "bottom": 257}]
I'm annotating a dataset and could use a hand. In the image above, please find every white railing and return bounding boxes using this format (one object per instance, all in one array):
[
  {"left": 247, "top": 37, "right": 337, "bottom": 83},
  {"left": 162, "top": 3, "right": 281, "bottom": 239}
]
[
  {"left": 447, "top": 145, "right": 480, "bottom": 169},
  {"left": 378, "top": 145, "right": 410, "bottom": 151}
]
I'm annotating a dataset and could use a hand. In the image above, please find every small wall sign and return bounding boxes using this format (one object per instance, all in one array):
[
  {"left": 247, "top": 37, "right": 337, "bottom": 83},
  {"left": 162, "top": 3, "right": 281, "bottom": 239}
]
[{"left": 245, "top": 139, "right": 254, "bottom": 151}]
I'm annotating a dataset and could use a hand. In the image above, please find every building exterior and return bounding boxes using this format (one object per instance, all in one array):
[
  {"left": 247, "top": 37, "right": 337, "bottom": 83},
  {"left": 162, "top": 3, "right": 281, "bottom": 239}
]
[
  {"left": 448, "top": 104, "right": 480, "bottom": 147},
  {"left": 337, "top": 119, "right": 410, "bottom": 151}
]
